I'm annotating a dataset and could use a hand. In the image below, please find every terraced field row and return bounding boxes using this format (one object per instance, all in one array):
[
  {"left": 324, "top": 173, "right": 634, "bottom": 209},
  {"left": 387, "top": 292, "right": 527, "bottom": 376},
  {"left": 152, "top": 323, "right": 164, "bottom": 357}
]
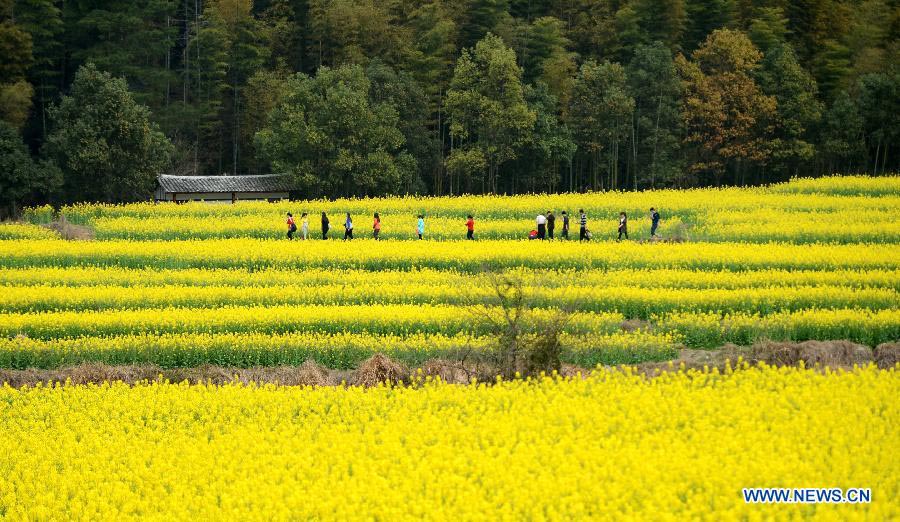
[
  {"left": 3, "top": 176, "right": 898, "bottom": 370},
  {"left": 21, "top": 175, "right": 900, "bottom": 243}
]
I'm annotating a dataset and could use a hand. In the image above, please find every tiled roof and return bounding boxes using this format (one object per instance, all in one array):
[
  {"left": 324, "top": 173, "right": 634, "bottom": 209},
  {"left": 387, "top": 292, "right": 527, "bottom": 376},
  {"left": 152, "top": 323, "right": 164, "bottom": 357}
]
[{"left": 157, "top": 174, "right": 295, "bottom": 193}]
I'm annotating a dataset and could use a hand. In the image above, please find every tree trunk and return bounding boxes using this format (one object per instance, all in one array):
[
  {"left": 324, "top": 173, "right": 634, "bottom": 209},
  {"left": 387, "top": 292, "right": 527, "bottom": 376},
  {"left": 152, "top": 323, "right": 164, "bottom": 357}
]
[
  {"left": 651, "top": 95, "right": 662, "bottom": 188},
  {"left": 873, "top": 139, "right": 881, "bottom": 175}
]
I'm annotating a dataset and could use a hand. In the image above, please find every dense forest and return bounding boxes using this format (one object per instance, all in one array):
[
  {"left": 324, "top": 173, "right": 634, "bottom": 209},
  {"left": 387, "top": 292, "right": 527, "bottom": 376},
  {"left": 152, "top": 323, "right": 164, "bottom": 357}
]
[{"left": 0, "top": 0, "right": 898, "bottom": 211}]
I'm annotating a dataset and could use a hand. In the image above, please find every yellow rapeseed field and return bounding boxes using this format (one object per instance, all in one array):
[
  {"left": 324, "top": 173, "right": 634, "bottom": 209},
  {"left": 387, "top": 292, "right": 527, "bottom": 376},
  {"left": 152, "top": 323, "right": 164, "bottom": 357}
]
[
  {"left": 0, "top": 176, "right": 897, "bottom": 518},
  {"left": 0, "top": 365, "right": 896, "bottom": 520},
  {"left": 2, "top": 176, "right": 899, "bottom": 368}
]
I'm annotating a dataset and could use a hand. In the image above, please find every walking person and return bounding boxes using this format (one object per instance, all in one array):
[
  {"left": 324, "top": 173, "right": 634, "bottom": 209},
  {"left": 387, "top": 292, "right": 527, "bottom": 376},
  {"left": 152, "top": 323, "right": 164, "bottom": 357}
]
[
  {"left": 466, "top": 215, "right": 475, "bottom": 240},
  {"left": 300, "top": 212, "right": 309, "bottom": 240},
  {"left": 650, "top": 207, "right": 660, "bottom": 238},
  {"left": 618, "top": 212, "right": 628, "bottom": 241},
  {"left": 579, "top": 209, "right": 588, "bottom": 241},
  {"left": 286, "top": 212, "right": 296, "bottom": 240},
  {"left": 536, "top": 212, "right": 547, "bottom": 240},
  {"left": 547, "top": 210, "right": 555, "bottom": 240},
  {"left": 321, "top": 212, "right": 330, "bottom": 240},
  {"left": 417, "top": 214, "right": 425, "bottom": 240},
  {"left": 344, "top": 213, "right": 354, "bottom": 240},
  {"left": 373, "top": 212, "right": 381, "bottom": 240},
  {"left": 561, "top": 211, "right": 569, "bottom": 240}
]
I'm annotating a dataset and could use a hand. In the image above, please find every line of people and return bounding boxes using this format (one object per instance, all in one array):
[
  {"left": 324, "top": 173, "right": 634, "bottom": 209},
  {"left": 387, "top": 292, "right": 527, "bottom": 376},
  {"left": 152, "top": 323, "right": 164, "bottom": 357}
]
[
  {"left": 286, "top": 207, "right": 661, "bottom": 241},
  {"left": 288, "top": 211, "right": 457, "bottom": 241},
  {"left": 531, "top": 207, "right": 661, "bottom": 241},
  {"left": 286, "top": 211, "right": 395, "bottom": 241}
]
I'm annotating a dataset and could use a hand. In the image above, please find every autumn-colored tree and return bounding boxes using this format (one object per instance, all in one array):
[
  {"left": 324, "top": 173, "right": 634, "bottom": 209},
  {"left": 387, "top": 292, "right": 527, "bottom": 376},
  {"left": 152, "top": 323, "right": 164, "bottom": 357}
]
[
  {"left": 0, "top": 3, "right": 34, "bottom": 130},
  {"left": 677, "top": 29, "right": 775, "bottom": 185}
]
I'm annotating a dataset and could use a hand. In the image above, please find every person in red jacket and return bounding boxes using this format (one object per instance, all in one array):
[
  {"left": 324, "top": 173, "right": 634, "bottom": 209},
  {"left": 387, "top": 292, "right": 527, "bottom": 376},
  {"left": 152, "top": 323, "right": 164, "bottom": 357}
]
[
  {"left": 373, "top": 212, "right": 382, "bottom": 240},
  {"left": 286, "top": 212, "right": 296, "bottom": 240},
  {"left": 466, "top": 215, "right": 475, "bottom": 240}
]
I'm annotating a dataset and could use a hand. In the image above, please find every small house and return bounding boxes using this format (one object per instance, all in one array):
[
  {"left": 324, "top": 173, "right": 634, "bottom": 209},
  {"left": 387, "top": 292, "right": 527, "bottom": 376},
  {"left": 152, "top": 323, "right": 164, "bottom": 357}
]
[{"left": 155, "top": 174, "right": 297, "bottom": 203}]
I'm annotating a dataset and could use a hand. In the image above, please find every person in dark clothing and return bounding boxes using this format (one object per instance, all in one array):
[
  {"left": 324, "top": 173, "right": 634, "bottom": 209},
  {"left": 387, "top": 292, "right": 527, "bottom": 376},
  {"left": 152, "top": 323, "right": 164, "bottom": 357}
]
[
  {"left": 286, "top": 212, "right": 296, "bottom": 240},
  {"left": 579, "top": 209, "right": 588, "bottom": 241},
  {"left": 618, "top": 212, "right": 628, "bottom": 240},
  {"left": 650, "top": 207, "right": 660, "bottom": 238},
  {"left": 561, "top": 211, "right": 569, "bottom": 239},
  {"left": 344, "top": 213, "right": 354, "bottom": 240},
  {"left": 547, "top": 210, "right": 555, "bottom": 239},
  {"left": 321, "top": 212, "right": 330, "bottom": 240}
]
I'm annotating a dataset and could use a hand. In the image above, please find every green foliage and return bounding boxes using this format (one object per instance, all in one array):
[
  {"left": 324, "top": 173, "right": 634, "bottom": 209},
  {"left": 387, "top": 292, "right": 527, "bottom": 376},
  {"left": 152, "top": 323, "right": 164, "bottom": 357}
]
[
  {"left": 0, "top": 80, "right": 33, "bottom": 130},
  {"left": 820, "top": 91, "right": 865, "bottom": 173},
  {"left": 0, "top": 0, "right": 894, "bottom": 207},
  {"left": 0, "top": 19, "right": 33, "bottom": 84},
  {"left": 445, "top": 33, "right": 534, "bottom": 193},
  {"left": 569, "top": 60, "right": 634, "bottom": 190},
  {"left": 255, "top": 64, "right": 417, "bottom": 197},
  {"left": 682, "top": 0, "right": 735, "bottom": 51},
  {"left": 44, "top": 64, "right": 173, "bottom": 203},
  {"left": 626, "top": 42, "right": 683, "bottom": 188},
  {"left": 757, "top": 43, "right": 822, "bottom": 177},
  {"left": 70, "top": 0, "right": 178, "bottom": 112},
  {"left": 512, "top": 82, "right": 575, "bottom": 192},
  {"left": 0, "top": 120, "right": 60, "bottom": 218}
]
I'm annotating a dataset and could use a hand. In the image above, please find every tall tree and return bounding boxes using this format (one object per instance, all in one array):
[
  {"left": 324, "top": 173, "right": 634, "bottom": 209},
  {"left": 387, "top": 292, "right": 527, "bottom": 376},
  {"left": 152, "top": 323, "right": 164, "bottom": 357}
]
[
  {"left": 367, "top": 60, "right": 433, "bottom": 193},
  {"left": 548, "top": 0, "right": 618, "bottom": 60},
  {"left": 677, "top": 29, "right": 776, "bottom": 185},
  {"left": 569, "top": 60, "right": 634, "bottom": 191},
  {"left": 255, "top": 64, "right": 417, "bottom": 198},
  {"left": 511, "top": 81, "right": 575, "bottom": 193},
  {"left": 0, "top": 1, "right": 34, "bottom": 129},
  {"left": 856, "top": 72, "right": 900, "bottom": 174},
  {"left": 260, "top": 0, "right": 304, "bottom": 71},
  {"left": 406, "top": 1, "right": 458, "bottom": 194},
  {"left": 241, "top": 68, "right": 289, "bottom": 174},
  {"left": 455, "top": 0, "right": 510, "bottom": 49},
  {"left": 626, "top": 42, "right": 683, "bottom": 188},
  {"left": 631, "top": 0, "right": 685, "bottom": 50},
  {"left": 306, "top": 0, "right": 409, "bottom": 68},
  {"left": 71, "top": 0, "right": 178, "bottom": 114},
  {"left": 445, "top": 33, "right": 534, "bottom": 193},
  {"left": 13, "top": 0, "right": 63, "bottom": 139},
  {"left": 44, "top": 63, "right": 173, "bottom": 203},
  {"left": 682, "top": 0, "right": 736, "bottom": 51},
  {"left": 820, "top": 90, "right": 865, "bottom": 173},
  {"left": 498, "top": 16, "right": 576, "bottom": 107},
  {"left": 752, "top": 15, "right": 823, "bottom": 181}
]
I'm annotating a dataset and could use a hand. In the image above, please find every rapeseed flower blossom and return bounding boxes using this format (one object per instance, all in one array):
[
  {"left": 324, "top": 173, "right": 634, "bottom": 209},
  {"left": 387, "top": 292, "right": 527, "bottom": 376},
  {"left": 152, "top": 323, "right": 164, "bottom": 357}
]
[{"left": 0, "top": 365, "right": 896, "bottom": 520}]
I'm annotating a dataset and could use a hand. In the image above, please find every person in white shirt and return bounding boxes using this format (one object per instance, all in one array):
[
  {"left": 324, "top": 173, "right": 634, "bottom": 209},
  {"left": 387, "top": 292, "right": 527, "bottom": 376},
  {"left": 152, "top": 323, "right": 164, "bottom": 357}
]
[{"left": 536, "top": 213, "right": 547, "bottom": 240}]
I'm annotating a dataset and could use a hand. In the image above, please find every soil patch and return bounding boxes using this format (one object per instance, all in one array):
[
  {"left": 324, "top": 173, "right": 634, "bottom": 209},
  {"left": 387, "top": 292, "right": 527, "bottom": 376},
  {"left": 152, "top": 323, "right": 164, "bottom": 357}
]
[
  {"left": 0, "top": 340, "right": 893, "bottom": 388},
  {"left": 873, "top": 342, "right": 900, "bottom": 369}
]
